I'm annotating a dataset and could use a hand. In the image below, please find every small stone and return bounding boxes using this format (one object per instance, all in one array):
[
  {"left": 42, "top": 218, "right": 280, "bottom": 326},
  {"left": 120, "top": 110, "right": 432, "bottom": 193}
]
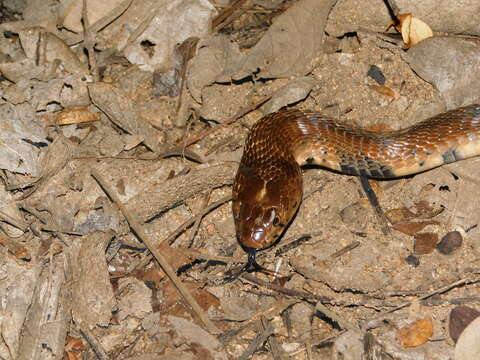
[
  {"left": 413, "top": 233, "right": 438, "bottom": 255},
  {"left": 340, "top": 203, "right": 369, "bottom": 231},
  {"left": 437, "top": 231, "right": 463, "bottom": 255},
  {"left": 405, "top": 254, "right": 420, "bottom": 267},
  {"left": 449, "top": 306, "right": 480, "bottom": 343},
  {"left": 367, "top": 65, "right": 386, "bottom": 85}
]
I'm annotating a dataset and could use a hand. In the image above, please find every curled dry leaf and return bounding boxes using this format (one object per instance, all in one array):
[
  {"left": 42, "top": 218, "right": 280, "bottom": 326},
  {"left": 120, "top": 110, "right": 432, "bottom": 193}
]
[
  {"left": 397, "top": 317, "right": 433, "bottom": 347},
  {"left": 56, "top": 106, "right": 100, "bottom": 125},
  {"left": 395, "top": 13, "right": 433, "bottom": 48}
]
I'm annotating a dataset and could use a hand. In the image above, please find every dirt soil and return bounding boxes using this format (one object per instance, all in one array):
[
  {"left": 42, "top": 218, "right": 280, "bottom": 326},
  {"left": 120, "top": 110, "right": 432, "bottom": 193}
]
[{"left": 1, "top": 0, "right": 480, "bottom": 359}]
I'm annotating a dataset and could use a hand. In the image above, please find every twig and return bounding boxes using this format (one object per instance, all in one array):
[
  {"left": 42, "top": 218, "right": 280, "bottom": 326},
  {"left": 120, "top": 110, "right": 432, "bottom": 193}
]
[
  {"left": 163, "top": 195, "right": 230, "bottom": 247},
  {"left": 238, "top": 320, "right": 274, "bottom": 360},
  {"left": 262, "top": 317, "right": 289, "bottom": 360},
  {"left": 82, "top": 0, "right": 99, "bottom": 81},
  {"left": 120, "top": 0, "right": 167, "bottom": 51},
  {"left": 330, "top": 240, "right": 360, "bottom": 259},
  {"left": 65, "top": 0, "right": 134, "bottom": 46},
  {"left": 305, "top": 341, "right": 314, "bottom": 360},
  {"left": 175, "top": 37, "right": 200, "bottom": 126},
  {"left": 241, "top": 273, "right": 333, "bottom": 303},
  {"left": 240, "top": 273, "right": 391, "bottom": 311},
  {"left": 90, "top": 169, "right": 220, "bottom": 334},
  {"left": 212, "top": 0, "right": 249, "bottom": 30},
  {"left": 186, "top": 190, "right": 212, "bottom": 247},
  {"left": 182, "top": 90, "right": 276, "bottom": 148},
  {"left": 219, "top": 322, "right": 257, "bottom": 345},
  {"left": 79, "top": 325, "right": 109, "bottom": 360},
  {"left": 73, "top": 145, "right": 205, "bottom": 163},
  {"left": 129, "top": 195, "right": 232, "bottom": 272},
  {"left": 274, "top": 232, "right": 322, "bottom": 257},
  {"left": 0, "top": 210, "right": 28, "bottom": 232},
  {"left": 386, "top": 276, "right": 480, "bottom": 314}
]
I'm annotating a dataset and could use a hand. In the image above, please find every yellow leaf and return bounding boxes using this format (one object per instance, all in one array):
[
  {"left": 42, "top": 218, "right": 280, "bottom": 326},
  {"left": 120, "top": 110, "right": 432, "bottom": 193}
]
[
  {"left": 397, "top": 318, "right": 433, "bottom": 347},
  {"left": 397, "top": 13, "right": 433, "bottom": 48}
]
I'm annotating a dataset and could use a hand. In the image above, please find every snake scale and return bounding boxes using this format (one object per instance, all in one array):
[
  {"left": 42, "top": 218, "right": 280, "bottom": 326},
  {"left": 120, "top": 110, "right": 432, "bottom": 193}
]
[{"left": 232, "top": 104, "right": 480, "bottom": 269}]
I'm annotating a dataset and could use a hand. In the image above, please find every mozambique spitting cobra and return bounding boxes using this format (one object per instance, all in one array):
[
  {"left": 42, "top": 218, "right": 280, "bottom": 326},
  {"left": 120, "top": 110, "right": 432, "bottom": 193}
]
[{"left": 232, "top": 104, "right": 480, "bottom": 270}]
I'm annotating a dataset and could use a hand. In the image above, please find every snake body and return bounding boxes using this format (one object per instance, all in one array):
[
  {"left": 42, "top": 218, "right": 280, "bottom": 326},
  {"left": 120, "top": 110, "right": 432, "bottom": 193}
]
[{"left": 232, "top": 104, "right": 480, "bottom": 258}]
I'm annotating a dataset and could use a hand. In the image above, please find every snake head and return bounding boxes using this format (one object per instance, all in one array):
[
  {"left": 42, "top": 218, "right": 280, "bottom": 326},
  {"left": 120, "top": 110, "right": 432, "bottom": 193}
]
[{"left": 232, "top": 165, "right": 302, "bottom": 250}]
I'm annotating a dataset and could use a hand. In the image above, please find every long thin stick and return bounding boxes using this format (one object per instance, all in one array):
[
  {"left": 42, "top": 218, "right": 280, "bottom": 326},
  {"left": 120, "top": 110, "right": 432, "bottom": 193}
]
[{"left": 90, "top": 169, "right": 220, "bottom": 334}]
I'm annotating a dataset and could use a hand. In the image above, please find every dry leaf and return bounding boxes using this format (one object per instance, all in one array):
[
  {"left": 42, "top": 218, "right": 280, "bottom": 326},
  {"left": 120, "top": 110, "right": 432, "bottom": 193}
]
[
  {"left": 370, "top": 84, "right": 396, "bottom": 98},
  {"left": 56, "top": 106, "right": 100, "bottom": 125},
  {"left": 413, "top": 232, "right": 438, "bottom": 255},
  {"left": 223, "top": 0, "right": 337, "bottom": 80},
  {"left": 88, "top": 82, "right": 158, "bottom": 151},
  {"left": 396, "top": 13, "right": 433, "bottom": 48},
  {"left": 386, "top": 207, "right": 418, "bottom": 223},
  {"left": 392, "top": 221, "right": 439, "bottom": 236},
  {"left": 63, "top": 336, "right": 85, "bottom": 360},
  {"left": 414, "top": 200, "right": 444, "bottom": 218},
  {"left": 397, "top": 317, "right": 433, "bottom": 347}
]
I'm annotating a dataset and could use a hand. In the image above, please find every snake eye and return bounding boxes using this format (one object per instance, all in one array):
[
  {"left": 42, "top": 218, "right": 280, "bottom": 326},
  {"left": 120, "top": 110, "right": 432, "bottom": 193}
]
[{"left": 273, "top": 216, "right": 280, "bottom": 226}]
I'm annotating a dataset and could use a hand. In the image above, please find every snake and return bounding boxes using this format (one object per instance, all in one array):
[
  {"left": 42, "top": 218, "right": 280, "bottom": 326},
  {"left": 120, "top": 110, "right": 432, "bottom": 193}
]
[{"left": 232, "top": 104, "right": 480, "bottom": 269}]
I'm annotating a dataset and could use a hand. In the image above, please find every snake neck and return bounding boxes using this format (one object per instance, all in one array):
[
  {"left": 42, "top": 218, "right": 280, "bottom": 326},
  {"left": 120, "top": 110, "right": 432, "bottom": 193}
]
[{"left": 254, "top": 105, "right": 480, "bottom": 179}]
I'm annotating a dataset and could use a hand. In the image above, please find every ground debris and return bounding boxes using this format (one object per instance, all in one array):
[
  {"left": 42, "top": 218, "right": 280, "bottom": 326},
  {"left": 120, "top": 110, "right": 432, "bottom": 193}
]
[{"left": 1, "top": 0, "right": 479, "bottom": 359}]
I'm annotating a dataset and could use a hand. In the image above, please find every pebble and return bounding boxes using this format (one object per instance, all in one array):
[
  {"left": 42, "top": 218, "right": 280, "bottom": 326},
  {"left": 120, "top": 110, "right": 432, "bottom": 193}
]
[
  {"left": 449, "top": 306, "right": 480, "bottom": 343},
  {"left": 405, "top": 254, "right": 420, "bottom": 267},
  {"left": 437, "top": 231, "right": 463, "bottom": 255}
]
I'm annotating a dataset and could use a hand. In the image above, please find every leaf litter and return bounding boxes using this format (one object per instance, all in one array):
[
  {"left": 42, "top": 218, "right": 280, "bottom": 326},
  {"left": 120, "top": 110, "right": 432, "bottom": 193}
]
[{"left": 0, "top": 0, "right": 480, "bottom": 359}]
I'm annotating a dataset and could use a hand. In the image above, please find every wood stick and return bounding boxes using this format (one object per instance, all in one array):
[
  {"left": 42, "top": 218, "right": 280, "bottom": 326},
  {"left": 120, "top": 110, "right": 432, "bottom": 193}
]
[{"left": 90, "top": 169, "right": 220, "bottom": 334}]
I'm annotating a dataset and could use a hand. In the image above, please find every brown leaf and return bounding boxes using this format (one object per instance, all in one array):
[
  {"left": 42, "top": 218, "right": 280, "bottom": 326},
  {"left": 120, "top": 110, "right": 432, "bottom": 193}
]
[
  {"left": 370, "top": 84, "right": 396, "bottom": 98},
  {"left": 386, "top": 207, "right": 418, "bottom": 224},
  {"left": 63, "top": 336, "right": 85, "bottom": 360},
  {"left": 414, "top": 200, "right": 444, "bottom": 219},
  {"left": 162, "top": 280, "right": 220, "bottom": 318},
  {"left": 397, "top": 318, "right": 433, "bottom": 347},
  {"left": 392, "top": 221, "right": 438, "bottom": 236},
  {"left": 413, "top": 233, "right": 438, "bottom": 255}
]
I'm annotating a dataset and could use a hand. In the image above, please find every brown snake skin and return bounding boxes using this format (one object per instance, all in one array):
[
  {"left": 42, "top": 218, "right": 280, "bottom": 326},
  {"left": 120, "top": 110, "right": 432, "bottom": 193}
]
[{"left": 232, "top": 104, "right": 480, "bottom": 265}]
